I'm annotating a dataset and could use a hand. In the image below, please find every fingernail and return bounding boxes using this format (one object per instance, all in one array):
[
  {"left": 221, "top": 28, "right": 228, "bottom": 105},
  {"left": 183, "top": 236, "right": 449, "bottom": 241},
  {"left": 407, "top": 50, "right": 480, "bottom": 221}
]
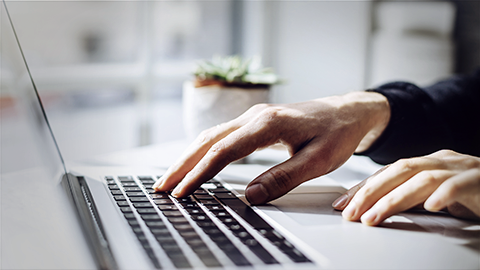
[
  {"left": 246, "top": 184, "right": 269, "bottom": 205},
  {"left": 171, "top": 184, "right": 184, "bottom": 197},
  {"left": 342, "top": 201, "right": 357, "bottom": 220},
  {"left": 332, "top": 194, "right": 349, "bottom": 209},
  {"left": 152, "top": 177, "right": 164, "bottom": 190},
  {"left": 361, "top": 208, "right": 378, "bottom": 225}
]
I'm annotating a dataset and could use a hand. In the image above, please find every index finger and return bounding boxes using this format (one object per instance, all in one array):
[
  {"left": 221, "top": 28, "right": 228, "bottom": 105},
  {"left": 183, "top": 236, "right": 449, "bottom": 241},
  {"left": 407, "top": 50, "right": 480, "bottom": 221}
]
[
  {"left": 170, "top": 118, "right": 280, "bottom": 197},
  {"left": 332, "top": 165, "right": 390, "bottom": 210},
  {"left": 153, "top": 122, "right": 238, "bottom": 192}
]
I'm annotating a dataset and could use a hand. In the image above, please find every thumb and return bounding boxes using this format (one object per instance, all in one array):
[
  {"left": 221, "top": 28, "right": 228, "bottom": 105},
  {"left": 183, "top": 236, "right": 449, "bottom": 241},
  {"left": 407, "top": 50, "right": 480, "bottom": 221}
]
[{"left": 245, "top": 148, "right": 328, "bottom": 205}]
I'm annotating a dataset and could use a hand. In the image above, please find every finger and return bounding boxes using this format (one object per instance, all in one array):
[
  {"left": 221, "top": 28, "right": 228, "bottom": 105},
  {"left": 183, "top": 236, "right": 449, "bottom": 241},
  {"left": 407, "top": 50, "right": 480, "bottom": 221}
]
[
  {"left": 245, "top": 138, "right": 334, "bottom": 205},
  {"left": 153, "top": 122, "right": 238, "bottom": 191},
  {"left": 360, "top": 170, "right": 453, "bottom": 226},
  {"left": 332, "top": 165, "right": 390, "bottom": 210},
  {"left": 170, "top": 119, "right": 280, "bottom": 197},
  {"left": 425, "top": 168, "right": 480, "bottom": 218},
  {"left": 342, "top": 157, "right": 446, "bottom": 221}
]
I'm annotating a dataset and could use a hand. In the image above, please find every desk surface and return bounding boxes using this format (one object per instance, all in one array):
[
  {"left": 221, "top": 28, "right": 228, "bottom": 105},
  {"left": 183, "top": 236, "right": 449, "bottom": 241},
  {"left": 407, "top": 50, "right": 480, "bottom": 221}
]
[{"left": 2, "top": 141, "right": 479, "bottom": 269}]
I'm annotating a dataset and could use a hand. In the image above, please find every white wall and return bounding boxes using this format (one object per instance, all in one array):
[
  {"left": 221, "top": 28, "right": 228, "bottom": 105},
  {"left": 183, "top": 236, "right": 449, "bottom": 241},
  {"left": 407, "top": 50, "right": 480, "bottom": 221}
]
[{"left": 243, "top": 1, "right": 372, "bottom": 103}]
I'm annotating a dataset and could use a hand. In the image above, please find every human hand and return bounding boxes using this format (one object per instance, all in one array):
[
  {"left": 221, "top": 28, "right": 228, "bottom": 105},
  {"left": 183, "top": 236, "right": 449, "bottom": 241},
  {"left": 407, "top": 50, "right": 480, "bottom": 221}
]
[
  {"left": 153, "top": 91, "right": 390, "bottom": 204},
  {"left": 332, "top": 150, "right": 480, "bottom": 225},
  {"left": 153, "top": 92, "right": 390, "bottom": 204}
]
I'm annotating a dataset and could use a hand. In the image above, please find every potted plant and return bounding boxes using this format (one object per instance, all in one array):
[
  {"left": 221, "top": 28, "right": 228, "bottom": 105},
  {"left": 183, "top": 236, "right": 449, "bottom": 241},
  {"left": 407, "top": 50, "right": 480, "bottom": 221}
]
[{"left": 183, "top": 55, "right": 281, "bottom": 140}]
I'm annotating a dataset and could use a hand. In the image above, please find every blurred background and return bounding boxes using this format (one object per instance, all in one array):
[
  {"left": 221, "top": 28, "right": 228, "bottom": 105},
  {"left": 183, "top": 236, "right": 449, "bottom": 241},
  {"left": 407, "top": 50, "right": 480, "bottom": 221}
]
[{"left": 1, "top": 0, "right": 479, "bottom": 172}]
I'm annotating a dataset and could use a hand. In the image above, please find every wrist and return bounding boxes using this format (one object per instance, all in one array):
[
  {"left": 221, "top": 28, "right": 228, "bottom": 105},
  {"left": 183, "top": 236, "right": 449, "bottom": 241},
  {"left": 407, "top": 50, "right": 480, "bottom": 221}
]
[{"left": 338, "top": 91, "right": 391, "bottom": 153}]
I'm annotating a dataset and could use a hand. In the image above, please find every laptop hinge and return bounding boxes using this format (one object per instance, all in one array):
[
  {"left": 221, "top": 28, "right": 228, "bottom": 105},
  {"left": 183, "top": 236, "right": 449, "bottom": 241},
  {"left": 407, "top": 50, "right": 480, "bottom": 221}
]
[{"left": 62, "top": 173, "right": 118, "bottom": 270}]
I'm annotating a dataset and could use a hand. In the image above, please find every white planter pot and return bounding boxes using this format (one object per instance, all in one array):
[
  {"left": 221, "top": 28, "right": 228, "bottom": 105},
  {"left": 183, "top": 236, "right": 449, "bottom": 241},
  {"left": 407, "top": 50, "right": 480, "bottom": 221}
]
[{"left": 183, "top": 81, "right": 270, "bottom": 140}]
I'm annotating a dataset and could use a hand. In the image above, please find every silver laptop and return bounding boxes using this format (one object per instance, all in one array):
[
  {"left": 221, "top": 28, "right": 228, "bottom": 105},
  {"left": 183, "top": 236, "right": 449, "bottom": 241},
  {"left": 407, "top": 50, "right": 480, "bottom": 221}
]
[{"left": 0, "top": 2, "right": 328, "bottom": 269}]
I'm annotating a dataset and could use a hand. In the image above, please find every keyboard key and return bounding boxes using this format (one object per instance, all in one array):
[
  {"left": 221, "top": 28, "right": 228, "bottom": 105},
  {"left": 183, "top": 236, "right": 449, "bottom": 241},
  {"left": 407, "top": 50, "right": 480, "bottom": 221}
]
[
  {"left": 179, "top": 203, "right": 198, "bottom": 208},
  {"left": 220, "top": 198, "right": 271, "bottom": 229},
  {"left": 185, "top": 208, "right": 202, "bottom": 214},
  {"left": 118, "top": 176, "right": 133, "bottom": 182},
  {"left": 151, "top": 193, "right": 169, "bottom": 199},
  {"left": 205, "top": 205, "right": 223, "bottom": 211},
  {"left": 106, "top": 179, "right": 116, "bottom": 185},
  {"left": 128, "top": 220, "right": 140, "bottom": 226},
  {"left": 185, "top": 237, "right": 204, "bottom": 246},
  {"left": 250, "top": 245, "right": 278, "bottom": 264},
  {"left": 133, "top": 202, "right": 154, "bottom": 208},
  {"left": 194, "top": 194, "right": 216, "bottom": 200},
  {"left": 138, "top": 176, "right": 154, "bottom": 181},
  {"left": 284, "top": 248, "right": 312, "bottom": 263},
  {"left": 214, "top": 192, "right": 237, "bottom": 200},
  {"left": 124, "top": 213, "right": 136, "bottom": 219},
  {"left": 179, "top": 230, "right": 198, "bottom": 238},
  {"left": 110, "top": 190, "right": 123, "bottom": 195},
  {"left": 108, "top": 185, "right": 120, "bottom": 190},
  {"left": 132, "top": 226, "right": 143, "bottom": 234},
  {"left": 177, "top": 197, "right": 194, "bottom": 203},
  {"left": 121, "top": 182, "right": 138, "bottom": 187},
  {"left": 163, "top": 211, "right": 184, "bottom": 218},
  {"left": 172, "top": 224, "right": 194, "bottom": 231},
  {"left": 130, "top": 197, "right": 150, "bottom": 202},
  {"left": 225, "top": 249, "right": 251, "bottom": 266},
  {"left": 145, "top": 221, "right": 166, "bottom": 228},
  {"left": 197, "top": 251, "right": 222, "bottom": 268},
  {"left": 114, "top": 195, "right": 127, "bottom": 201},
  {"left": 191, "top": 214, "right": 209, "bottom": 221},
  {"left": 217, "top": 216, "right": 237, "bottom": 224},
  {"left": 157, "top": 204, "right": 178, "bottom": 211},
  {"left": 124, "top": 187, "right": 142, "bottom": 192},
  {"left": 155, "top": 235, "right": 176, "bottom": 243},
  {"left": 169, "top": 254, "right": 191, "bottom": 269},
  {"left": 120, "top": 207, "right": 133, "bottom": 213},
  {"left": 150, "top": 228, "right": 170, "bottom": 236},
  {"left": 154, "top": 199, "right": 173, "bottom": 205},
  {"left": 196, "top": 221, "right": 216, "bottom": 228},
  {"left": 202, "top": 228, "right": 222, "bottom": 235},
  {"left": 117, "top": 201, "right": 130, "bottom": 207},
  {"left": 194, "top": 189, "right": 209, "bottom": 195},
  {"left": 199, "top": 200, "right": 220, "bottom": 206},
  {"left": 126, "top": 192, "right": 145, "bottom": 197},
  {"left": 141, "top": 215, "right": 162, "bottom": 221},
  {"left": 167, "top": 217, "right": 189, "bottom": 224},
  {"left": 211, "top": 210, "right": 230, "bottom": 217},
  {"left": 137, "top": 208, "right": 158, "bottom": 215}
]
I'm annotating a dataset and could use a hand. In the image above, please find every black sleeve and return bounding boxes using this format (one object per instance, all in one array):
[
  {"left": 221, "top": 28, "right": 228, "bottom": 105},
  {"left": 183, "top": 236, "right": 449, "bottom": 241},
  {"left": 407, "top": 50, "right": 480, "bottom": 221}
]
[{"left": 357, "top": 68, "right": 480, "bottom": 165}]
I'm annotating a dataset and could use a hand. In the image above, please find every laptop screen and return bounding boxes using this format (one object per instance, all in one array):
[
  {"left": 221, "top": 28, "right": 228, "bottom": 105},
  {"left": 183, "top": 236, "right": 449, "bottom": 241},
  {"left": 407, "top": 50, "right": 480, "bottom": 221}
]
[{"left": 1, "top": 1, "right": 68, "bottom": 180}]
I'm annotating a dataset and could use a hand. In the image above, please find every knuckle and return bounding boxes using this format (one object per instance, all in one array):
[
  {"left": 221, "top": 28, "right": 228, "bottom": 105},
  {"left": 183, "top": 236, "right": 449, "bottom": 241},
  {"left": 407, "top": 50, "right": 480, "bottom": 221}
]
[
  {"left": 463, "top": 158, "right": 480, "bottom": 169},
  {"left": 209, "top": 140, "right": 227, "bottom": 157},
  {"left": 436, "top": 149, "right": 455, "bottom": 157},
  {"left": 418, "top": 171, "right": 439, "bottom": 187},
  {"left": 395, "top": 158, "right": 418, "bottom": 174},
  {"left": 251, "top": 103, "right": 271, "bottom": 112},
  {"left": 196, "top": 128, "right": 215, "bottom": 146},
  {"left": 258, "top": 107, "right": 282, "bottom": 125},
  {"left": 266, "top": 167, "right": 294, "bottom": 191}
]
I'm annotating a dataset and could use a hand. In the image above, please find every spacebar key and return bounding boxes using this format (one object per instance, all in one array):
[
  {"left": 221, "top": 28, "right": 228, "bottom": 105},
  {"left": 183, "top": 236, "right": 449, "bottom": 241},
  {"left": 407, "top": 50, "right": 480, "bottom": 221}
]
[{"left": 220, "top": 198, "right": 271, "bottom": 229}]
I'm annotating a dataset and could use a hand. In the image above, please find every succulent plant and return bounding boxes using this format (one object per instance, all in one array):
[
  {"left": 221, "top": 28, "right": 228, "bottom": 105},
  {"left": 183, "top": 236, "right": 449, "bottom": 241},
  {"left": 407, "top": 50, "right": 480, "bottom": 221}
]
[{"left": 194, "top": 55, "right": 281, "bottom": 87}]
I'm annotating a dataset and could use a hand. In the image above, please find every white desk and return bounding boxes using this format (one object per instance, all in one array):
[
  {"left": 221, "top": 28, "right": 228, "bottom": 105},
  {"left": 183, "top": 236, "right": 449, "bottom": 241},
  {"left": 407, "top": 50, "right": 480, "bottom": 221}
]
[{"left": 2, "top": 141, "right": 479, "bottom": 269}]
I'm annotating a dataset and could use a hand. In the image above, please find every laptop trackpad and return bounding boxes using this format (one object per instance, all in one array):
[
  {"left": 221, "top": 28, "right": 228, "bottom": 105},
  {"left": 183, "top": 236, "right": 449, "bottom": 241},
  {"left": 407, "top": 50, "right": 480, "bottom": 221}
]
[{"left": 267, "top": 193, "right": 344, "bottom": 226}]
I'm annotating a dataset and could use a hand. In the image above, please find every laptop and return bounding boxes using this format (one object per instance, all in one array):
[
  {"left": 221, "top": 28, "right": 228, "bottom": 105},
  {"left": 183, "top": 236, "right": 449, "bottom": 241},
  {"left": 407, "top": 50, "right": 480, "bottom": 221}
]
[
  {"left": 0, "top": 2, "right": 331, "bottom": 269},
  {"left": 2, "top": 2, "right": 479, "bottom": 269}
]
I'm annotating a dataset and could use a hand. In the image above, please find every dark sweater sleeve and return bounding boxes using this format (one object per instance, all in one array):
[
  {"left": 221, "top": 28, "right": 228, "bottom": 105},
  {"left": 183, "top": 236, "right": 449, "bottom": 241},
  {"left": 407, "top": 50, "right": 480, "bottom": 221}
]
[{"left": 357, "top": 68, "right": 480, "bottom": 165}]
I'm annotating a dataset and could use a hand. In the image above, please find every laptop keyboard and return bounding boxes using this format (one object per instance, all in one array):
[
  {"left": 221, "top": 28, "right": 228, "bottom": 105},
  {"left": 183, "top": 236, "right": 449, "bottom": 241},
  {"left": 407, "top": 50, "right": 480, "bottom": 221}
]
[{"left": 106, "top": 175, "right": 312, "bottom": 269}]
